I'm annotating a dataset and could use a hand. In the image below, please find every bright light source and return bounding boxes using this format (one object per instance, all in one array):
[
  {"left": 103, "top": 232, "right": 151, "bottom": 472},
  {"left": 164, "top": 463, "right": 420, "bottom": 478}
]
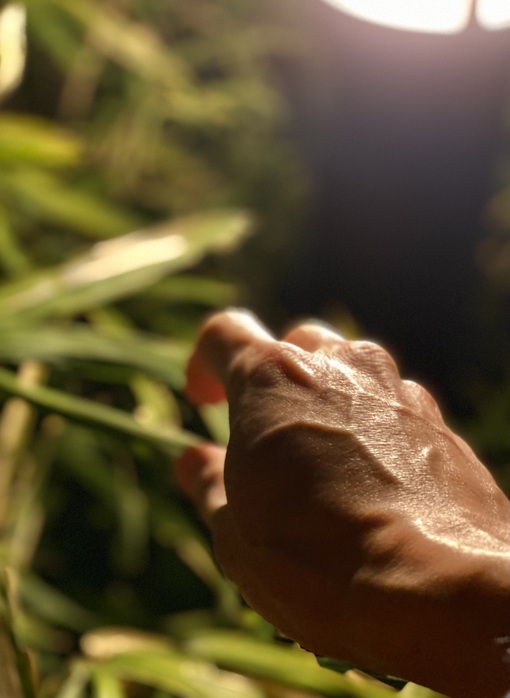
[
  {"left": 321, "top": 0, "right": 510, "bottom": 34},
  {"left": 0, "top": 3, "right": 26, "bottom": 100},
  {"left": 322, "top": 0, "right": 472, "bottom": 34},
  {"left": 476, "top": 0, "right": 510, "bottom": 29}
]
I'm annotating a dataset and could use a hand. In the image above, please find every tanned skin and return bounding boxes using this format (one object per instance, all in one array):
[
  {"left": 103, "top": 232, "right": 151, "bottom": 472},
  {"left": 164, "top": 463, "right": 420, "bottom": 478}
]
[{"left": 176, "top": 309, "right": 510, "bottom": 698}]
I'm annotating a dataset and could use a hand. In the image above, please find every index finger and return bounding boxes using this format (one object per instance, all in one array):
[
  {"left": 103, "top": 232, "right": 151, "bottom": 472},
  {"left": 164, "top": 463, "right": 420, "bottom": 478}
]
[{"left": 185, "top": 309, "right": 275, "bottom": 405}]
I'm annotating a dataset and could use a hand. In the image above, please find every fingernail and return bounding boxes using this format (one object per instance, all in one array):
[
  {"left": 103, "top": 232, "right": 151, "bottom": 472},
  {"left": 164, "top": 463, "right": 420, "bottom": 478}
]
[{"left": 223, "top": 308, "right": 275, "bottom": 340}]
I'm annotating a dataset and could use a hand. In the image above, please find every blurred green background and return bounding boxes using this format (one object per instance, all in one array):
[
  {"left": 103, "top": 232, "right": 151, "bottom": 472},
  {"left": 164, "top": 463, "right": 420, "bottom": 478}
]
[{"left": 0, "top": 1, "right": 507, "bottom": 697}]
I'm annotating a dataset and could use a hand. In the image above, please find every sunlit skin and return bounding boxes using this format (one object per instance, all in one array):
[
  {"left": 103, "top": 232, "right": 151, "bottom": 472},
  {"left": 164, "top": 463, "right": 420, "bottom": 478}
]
[{"left": 176, "top": 309, "right": 510, "bottom": 698}]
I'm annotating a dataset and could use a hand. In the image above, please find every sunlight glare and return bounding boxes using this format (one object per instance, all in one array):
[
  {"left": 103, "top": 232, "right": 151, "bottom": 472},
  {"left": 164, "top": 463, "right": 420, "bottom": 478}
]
[
  {"left": 321, "top": 0, "right": 473, "bottom": 34},
  {"left": 0, "top": 3, "right": 26, "bottom": 98},
  {"left": 476, "top": 0, "right": 510, "bottom": 29}
]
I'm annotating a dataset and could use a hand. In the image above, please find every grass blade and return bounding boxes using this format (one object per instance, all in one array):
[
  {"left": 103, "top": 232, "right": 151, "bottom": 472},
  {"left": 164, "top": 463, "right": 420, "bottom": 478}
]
[
  {"left": 100, "top": 648, "right": 264, "bottom": 698},
  {"left": 0, "top": 209, "right": 252, "bottom": 325},
  {"left": 185, "top": 631, "right": 396, "bottom": 698},
  {"left": 50, "top": 0, "right": 192, "bottom": 88},
  {"left": 0, "top": 366, "right": 199, "bottom": 456},
  {"left": 91, "top": 671, "right": 127, "bottom": 698},
  {"left": 0, "top": 167, "right": 138, "bottom": 240},
  {"left": 0, "top": 570, "right": 37, "bottom": 698},
  {"left": 53, "top": 661, "right": 91, "bottom": 698},
  {"left": 0, "top": 325, "right": 188, "bottom": 389},
  {"left": 0, "top": 621, "right": 26, "bottom": 698},
  {"left": 0, "top": 114, "right": 81, "bottom": 167}
]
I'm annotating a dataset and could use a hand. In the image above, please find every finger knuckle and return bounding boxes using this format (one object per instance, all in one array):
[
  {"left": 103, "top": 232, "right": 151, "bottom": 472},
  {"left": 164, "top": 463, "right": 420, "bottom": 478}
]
[
  {"left": 402, "top": 380, "right": 441, "bottom": 413},
  {"left": 351, "top": 340, "right": 398, "bottom": 373},
  {"left": 229, "top": 344, "right": 277, "bottom": 388},
  {"left": 229, "top": 342, "right": 303, "bottom": 392}
]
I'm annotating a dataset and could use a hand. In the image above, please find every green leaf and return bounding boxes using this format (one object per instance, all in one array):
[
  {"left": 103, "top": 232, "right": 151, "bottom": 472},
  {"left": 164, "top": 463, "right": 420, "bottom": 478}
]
[
  {"left": 130, "top": 374, "right": 182, "bottom": 427},
  {"left": 91, "top": 670, "right": 127, "bottom": 698},
  {"left": 0, "top": 366, "right": 200, "bottom": 456},
  {"left": 185, "top": 631, "right": 395, "bottom": 698},
  {"left": 100, "top": 648, "right": 265, "bottom": 698},
  {"left": 146, "top": 275, "right": 237, "bottom": 307},
  {"left": 25, "top": 1, "right": 83, "bottom": 72},
  {"left": 18, "top": 574, "right": 100, "bottom": 633},
  {"left": 111, "top": 463, "right": 149, "bottom": 576},
  {"left": 0, "top": 114, "right": 82, "bottom": 167},
  {"left": 0, "top": 325, "right": 188, "bottom": 389},
  {"left": 0, "top": 168, "right": 137, "bottom": 240},
  {"left": 48, "top": 0, "right": 192, "bottom": 88},
  {"left": 0, "top": 206, "right": 32, "bottom": 277},
  {"left": 199, "top": 403, "right": 230, "bottom": 446},
  {"left": 0, "top": 209, "right": 252, "bottom": 325},
  {"left": 53, "top": 660, "right": 91, "bottom": 698},
  {"left": 0, "top": 616, "right": 29, "bottom": 698},
  {"left": 0, "top": 569, "right": 36, "bottom": 698}
]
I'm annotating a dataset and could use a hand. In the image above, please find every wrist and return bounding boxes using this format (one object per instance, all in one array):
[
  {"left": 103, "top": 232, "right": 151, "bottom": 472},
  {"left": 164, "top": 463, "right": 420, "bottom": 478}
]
[
  {"left": 410, "top": 543, "right": 510, "bottom": 698},
  {"left": 351, "top": 522, "right": 510, "bottom": 698}
]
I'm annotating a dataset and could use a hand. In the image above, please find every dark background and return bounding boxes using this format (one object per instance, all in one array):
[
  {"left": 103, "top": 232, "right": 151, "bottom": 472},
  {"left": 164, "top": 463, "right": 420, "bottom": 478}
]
[{"left": 272, "top": 2, "right": 510, "bottom": 418}]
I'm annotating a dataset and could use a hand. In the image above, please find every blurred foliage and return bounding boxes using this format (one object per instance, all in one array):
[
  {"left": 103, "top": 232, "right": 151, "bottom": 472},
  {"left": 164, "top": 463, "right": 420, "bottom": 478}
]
[
  {"left": 461, "top": 156, "right": 510, "bottom": 487},
  {"left": 0, "top": 1, "right": 487, "bottom": 697},
  {"left": 9, "top": 0, "right": 307, "bottom": 314}
]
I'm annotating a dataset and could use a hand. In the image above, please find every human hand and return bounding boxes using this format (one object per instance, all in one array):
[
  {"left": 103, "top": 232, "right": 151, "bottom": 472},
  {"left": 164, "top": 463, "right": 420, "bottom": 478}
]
[{"left": 176, "top": 309, "right": 510, "bottom": 698}]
